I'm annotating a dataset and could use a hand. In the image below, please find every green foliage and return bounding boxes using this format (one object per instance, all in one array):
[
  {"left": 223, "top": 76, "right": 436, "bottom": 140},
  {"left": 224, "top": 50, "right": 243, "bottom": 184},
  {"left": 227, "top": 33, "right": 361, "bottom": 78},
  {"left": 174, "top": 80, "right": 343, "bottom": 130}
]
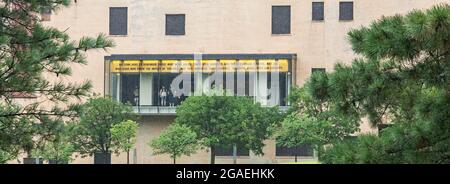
[
  {"left": 149, "top": 123, "right": 198, "bottom": 164},
  {"left": 175, "top": 93, "right": 282, "bottom": 163},
  {"left": 316, "top": 4, "right": 450, "bottom": 163},
  {"left": 322, "top": 117, "right": 450, "bottom": 164},
  {"left": 0, "top": 104, "right": 33, "bottom": 159},
  {"left": 241, "top": 104, "right": 282, "bottom": 155},
  {"left": 110, "top": 120, "right": 139, "bottom": 155},
  {"left": 0, "top": 0, "right": 114, "bottom": 161},
  {"left": 31, "top": 121, "right": 75, "bottom": 164},
  {"left": 283, "top": 72, "right": 361, "bottom": 150},
  {"left": 277, "top": 114, "right": 323, "bottom": 148},
  {"left": 321, "top": 135, "right": 384, "bottom": 164},
  {"left": 33, "top": 139, "right": 75, "bottom": 164},
  {"left": 0, "top": 147, "right": 18, "bottom": 164},
  {"left": 70, "top": 97, "right": 136, "bottom": 156}
]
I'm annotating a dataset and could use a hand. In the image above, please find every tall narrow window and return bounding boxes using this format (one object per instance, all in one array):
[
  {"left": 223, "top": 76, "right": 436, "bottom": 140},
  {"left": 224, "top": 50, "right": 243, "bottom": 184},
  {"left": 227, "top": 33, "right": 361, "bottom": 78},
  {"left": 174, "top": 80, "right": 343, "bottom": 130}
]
[
  {"left": 312, "top": 2, "right": 324, "bottom": 21},
  {"left": 120, "top": 74, "right": 139, "bottom": 106},
  {"left": 272, "top": 6, "right": 291, "bottom": 34},
  {"left": 166, "top": 14, "right": 186, "bottom": 35},
  {"left": 109, "top": 7, "right": 128, "bottom": 35},
  {"left": 339, "top": 2, "right": 353, "bottom": 21}
]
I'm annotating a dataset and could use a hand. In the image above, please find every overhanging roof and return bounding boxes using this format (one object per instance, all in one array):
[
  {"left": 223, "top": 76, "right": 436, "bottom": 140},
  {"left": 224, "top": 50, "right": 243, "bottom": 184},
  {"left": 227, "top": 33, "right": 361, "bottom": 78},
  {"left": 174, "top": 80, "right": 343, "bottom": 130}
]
[{"left": 105, "top": 53, "right": 296, "bottom": 61}]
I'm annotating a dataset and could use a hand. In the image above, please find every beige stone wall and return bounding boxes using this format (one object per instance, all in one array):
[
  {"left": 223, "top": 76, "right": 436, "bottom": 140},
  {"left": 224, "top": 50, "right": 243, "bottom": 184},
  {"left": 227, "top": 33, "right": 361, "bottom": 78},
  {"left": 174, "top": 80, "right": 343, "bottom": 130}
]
[{"left": 31, "top": 0, "right": 447, "bottom": 164}]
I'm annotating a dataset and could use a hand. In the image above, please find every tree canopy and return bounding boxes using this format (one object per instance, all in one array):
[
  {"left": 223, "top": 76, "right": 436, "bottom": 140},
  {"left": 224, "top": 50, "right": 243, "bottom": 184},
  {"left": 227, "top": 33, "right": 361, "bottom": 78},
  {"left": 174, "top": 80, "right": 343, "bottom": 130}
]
[
  {"left": 0, "top": 0, "right": 114, "bottom": 161},
  {"left": 293, "top": 4, "right": 450, "bottom": 163},
  {"left": 70, "top": 97, "right": 136, "bottom": 157},
  {"left": 175, "top": 93, "right": 282, "bottom": 164},
  {"left": 110, "top": 120, "right": 139, "bottom": 164},
  {"left": 149, "top": 123, "right": 198, "bottom": 164}
]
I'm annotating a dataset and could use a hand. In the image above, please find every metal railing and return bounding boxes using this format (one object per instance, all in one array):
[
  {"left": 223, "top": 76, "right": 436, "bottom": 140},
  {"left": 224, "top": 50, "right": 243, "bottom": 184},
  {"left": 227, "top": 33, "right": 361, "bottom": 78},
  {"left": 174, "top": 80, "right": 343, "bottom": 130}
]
[{"left": 132, "top": 105, "right": 290, "bottom": 115}]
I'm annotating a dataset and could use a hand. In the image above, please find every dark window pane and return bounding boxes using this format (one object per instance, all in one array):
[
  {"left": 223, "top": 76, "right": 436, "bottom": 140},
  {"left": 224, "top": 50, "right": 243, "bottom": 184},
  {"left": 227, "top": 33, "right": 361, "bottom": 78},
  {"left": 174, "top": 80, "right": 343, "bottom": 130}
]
[
  {"left": 276, "top": 144, "right": 314, "bottom": 156},
  {"left": 156, "top": 73, "right": 190, "bottom": 106},
  {"left": 339, "top": 2, "right": 353, "bottom": 20},
  {"left": 121, "top": 74, "right": 139, "bottom": 106},
  {"left": 279, "top": 73, "right": 287, "bottom": 106},
  {"left": 312, "top": 68, "right": 326, "bottom": 73},
  {"left": 215, "top": 145, "right": 250, "bottom": 156},
  {"left": 272, "top": 6, "right": 291, "bottom": 34},
  {"left": 110, "top": 7, "right": 128, "bottom": 35},
  {"left": 166, "top": 14, "right": 185, "bottom": 35},
  {"left": 312, "top": 2, "right": 324, "bottom": 21}
]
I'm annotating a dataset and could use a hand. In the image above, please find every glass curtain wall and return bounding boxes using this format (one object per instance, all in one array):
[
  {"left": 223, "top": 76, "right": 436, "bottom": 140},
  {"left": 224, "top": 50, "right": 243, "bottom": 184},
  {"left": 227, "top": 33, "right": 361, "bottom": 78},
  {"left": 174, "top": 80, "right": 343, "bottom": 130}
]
[{"left": 110, "top": 59, "right": 291, "bottom": 107}]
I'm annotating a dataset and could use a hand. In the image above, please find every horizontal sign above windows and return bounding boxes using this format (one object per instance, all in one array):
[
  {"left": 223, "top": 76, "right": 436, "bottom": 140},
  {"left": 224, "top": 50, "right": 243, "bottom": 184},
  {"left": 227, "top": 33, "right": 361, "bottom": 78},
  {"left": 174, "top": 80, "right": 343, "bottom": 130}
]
[{"left": 110, "top": 59, "right": 289, "bottom": 73}]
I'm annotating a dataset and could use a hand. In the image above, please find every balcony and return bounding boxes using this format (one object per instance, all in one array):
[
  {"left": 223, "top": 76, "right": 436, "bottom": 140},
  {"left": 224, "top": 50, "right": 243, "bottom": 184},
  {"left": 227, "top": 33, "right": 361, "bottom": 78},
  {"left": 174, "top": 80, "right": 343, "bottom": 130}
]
[
  {"left": 132, "top": 106, "right": 177, "bottom": 115},
  {"left": 107, "top": 54, "right": 296, "bottom": 115},
  {"left": 132, "top": 105, "right": 290, "bottom": 115}
]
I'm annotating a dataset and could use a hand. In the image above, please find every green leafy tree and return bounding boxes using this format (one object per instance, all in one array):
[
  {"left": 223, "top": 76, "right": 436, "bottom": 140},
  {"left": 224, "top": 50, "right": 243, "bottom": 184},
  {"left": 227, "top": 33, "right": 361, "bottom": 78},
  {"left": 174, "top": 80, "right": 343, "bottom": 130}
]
[
  {"left": 149, "top": 123, "right": 198, "bottom": 164},
  {"left": 32, "top": 121, "right": 75, "bottom": 164},
  {"left": 110, "top": 120, "right": 139, "bottom": 164},
  {"left": 176, "top": 92, "right": 282, "bottom": 164},
  {"left": 304, "top": 4, "right": 450, "bottom": 163},
  {"left": 0, "top": 0, "right": 114, "bottom": 161},
  {"left": 0, "top": 147, "right": 18, "bottom": 164},
  {"left": 282, "top": 73, "right": 361, "bottom": 160},
  {"left": 276, "top": 114, "right": 319, "bottom": 162},
  {"left": 321, "top": 134, "right": 384, "bottom": 164},
  {"left": 70, "top": 97, "right": 136, "bottom": 163},
  {"left": 33, "top": 138, "right": 75, "bottom": 164}
]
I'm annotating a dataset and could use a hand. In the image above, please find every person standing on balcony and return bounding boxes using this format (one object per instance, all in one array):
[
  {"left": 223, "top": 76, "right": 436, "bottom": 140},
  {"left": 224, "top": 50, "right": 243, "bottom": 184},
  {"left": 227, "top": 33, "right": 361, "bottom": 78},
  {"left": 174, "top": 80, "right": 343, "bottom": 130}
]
[
  {"left": 133, "top": 86, "right": 139, "bottom": 106},
  {"left": 169, "top": 88, "right": 176, "bottom": 106},
  {"left": 159, "top": 86, "right": 168, "bottom": 106}
]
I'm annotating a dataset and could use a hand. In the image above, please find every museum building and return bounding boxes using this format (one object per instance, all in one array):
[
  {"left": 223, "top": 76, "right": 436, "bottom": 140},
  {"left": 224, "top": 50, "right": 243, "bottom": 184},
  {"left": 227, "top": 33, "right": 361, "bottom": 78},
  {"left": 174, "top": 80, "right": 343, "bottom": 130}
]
[{"left": 32, "top": 0, "right": 447, "bottom": 164}]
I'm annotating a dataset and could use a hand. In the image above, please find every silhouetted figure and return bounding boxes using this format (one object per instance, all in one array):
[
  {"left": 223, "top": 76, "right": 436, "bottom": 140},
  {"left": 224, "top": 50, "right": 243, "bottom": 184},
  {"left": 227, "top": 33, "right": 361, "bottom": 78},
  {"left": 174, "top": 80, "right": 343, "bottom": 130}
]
[{"left": 159, "top": 86, "right": 168, "bottom": 106}]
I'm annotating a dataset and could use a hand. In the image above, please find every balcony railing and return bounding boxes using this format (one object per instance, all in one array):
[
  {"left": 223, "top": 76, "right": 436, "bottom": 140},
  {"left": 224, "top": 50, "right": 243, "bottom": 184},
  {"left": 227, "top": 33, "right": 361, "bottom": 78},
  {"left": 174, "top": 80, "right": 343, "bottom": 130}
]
[
  {"left": 132, "top": 105, "right": 290, "bottom": 115},
  {"left": 132, "top": 106, "right": 177, "bottom": 115}
]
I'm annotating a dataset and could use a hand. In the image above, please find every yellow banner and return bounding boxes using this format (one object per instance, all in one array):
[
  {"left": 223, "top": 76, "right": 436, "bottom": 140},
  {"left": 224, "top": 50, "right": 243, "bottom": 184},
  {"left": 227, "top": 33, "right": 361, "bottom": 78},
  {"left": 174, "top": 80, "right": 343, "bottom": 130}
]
[
  {"left": 110, "top": 60, "right": 141, "bottom": 73},
  {"left": 110, "top": 59, "right": 289, "bottom": 73},
  {"left": 237, "top": 60, "right": 257, "bottom": 72},
  {"left": 259, "top": 59, "right": 289, "bottom": 72}
]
